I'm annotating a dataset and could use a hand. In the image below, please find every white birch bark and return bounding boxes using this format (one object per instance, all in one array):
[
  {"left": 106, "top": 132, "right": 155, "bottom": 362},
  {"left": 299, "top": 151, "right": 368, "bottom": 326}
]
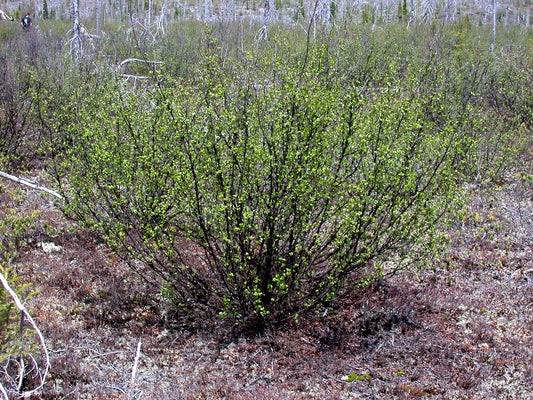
[
  {"left": 160, "top": 0, "right": 169, "bottom": 26},
  {"left": 204, "top": 0, "right": 212, "bottom": 21},
  {"left": 491, "top": 0, "right": 496, "bottom": 53},
  {"left": 95, "top": 0, "right": 100, "bottom": 35},
  {"left": 71, "top": 0, "right": 83, "bottom": 61}
]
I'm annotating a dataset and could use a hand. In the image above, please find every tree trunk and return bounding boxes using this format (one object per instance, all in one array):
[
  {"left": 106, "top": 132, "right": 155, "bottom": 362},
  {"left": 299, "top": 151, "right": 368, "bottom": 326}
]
[
  {"left": 72, "top": 0, "right": 82, "bottom": 61},
  {"left": 491, "top": 0, "right": 496, "bottom": 53},
  {"left": 161, "top": 0, "right": 169, "bottom": 26},
  {"left": 95, "top": 0, "right": 100, "bottom": 35},
  {"left": 204, "top": 0, "right": 212, "bottom": 21},
  {"left": 262, "top": 0, "right": 272, "bottom": 39}
]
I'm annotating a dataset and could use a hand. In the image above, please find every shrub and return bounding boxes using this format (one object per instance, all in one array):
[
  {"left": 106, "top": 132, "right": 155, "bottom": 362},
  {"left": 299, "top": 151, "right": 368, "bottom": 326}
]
[
  {"left": 0, "top": 22, "right": 68, "bottom": 170},
  {"left": 42, "top": 39, "right": 488, "bottom": 328},
  {"left": 0, "top": 50, "right": 34, "bottom": 168}
]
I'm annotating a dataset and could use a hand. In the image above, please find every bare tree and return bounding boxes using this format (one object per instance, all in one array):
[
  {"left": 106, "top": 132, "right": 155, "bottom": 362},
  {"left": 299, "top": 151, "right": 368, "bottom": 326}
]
[
  {"left": 0, "top": 9, "right": 15, "bottom": 21},
  {"left": 373, "top": 1, "right": 380, "bottom": 27},
  {"left": 256, "top": 0, "right": 272, "bottom": 40},
  {"left": 70, "top": 0, "right": 83, "bottom": 61},
  {"left": 161, "top": 0, "right": 169, "bottom": 26},
  {"left": 335, "top": 0, "right": 348, "bottom": 21},
  {"left": 422, "top": 0, "right": 434, "bottom": 23},
  {"left": 204, "top": 0, "right": 213, "bottom": 21},
  {"left": 491, "top": 0, "right": 496, "bottom": 53},
  {"left": 0, "top": 172, "right": 63, "bottom": 199},
  {"left": 34, "top": 0, "right": 41, "bottom": 21},
  {"left": 95, "top": 0, "right": 100, "bottom": 35},
  {"left": 223, "top": 0, "right": 236, "bottom": 21},
  {"left": 317, "top": 0, "right": 332, "bottom": 24}
]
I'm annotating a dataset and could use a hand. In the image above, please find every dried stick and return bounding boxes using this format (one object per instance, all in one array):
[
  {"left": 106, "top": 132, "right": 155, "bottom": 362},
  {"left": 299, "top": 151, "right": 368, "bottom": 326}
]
[
  {"left": 0, "top": 9, "right": 15, "bottom": 21},
  {"left": 116, "top": 58, "right": 163, "bottom": 70},
  {"left": 116, "top": 58, "right": 164, "bottom": 82},
  {"left": 17, "top": 312, "right": 25, "bottom": 392},
  {"left": 0, "top": 171, "right": 63, "bottom": 199},
  {"left": 0, "top": 270, "right": 50, "bottom": 397},
  {"left": 127, "top": 339, "right": 142, "bottom": 400},
  {"left": 0, "top": 382, "right": 8, "bottom": 400}
]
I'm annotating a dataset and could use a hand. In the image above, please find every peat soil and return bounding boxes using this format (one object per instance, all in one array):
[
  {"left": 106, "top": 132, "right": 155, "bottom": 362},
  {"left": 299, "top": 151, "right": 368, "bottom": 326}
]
[{"left": 2, "top": 163, "right": 533, "bottom": 399}]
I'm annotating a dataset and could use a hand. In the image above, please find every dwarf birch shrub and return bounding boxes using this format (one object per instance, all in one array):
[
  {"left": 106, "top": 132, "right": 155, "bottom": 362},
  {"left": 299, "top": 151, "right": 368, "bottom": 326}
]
[{"left": 43, "top": 44, "right": 482, "bottom": 327}]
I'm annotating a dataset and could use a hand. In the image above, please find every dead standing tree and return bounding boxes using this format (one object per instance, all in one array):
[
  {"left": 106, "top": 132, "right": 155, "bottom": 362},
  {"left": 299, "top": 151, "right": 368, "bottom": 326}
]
[
  {"left": 316, "top": 0, "right": 332, "bottom": 24},
  {"left": 69, "top": 0, "right": 83, "bottom": 61},
  {"left": 491, "top": 0, "right": 496, "bottom": 53},
  {"left": 422, "top": 0, "right": 434, "bottom": 23},
  {"left": 204, "top": 0, "right": 213, "bottom": 21},
  {"left": 256, "top": 0, "right": 273, "bottom": 40}
]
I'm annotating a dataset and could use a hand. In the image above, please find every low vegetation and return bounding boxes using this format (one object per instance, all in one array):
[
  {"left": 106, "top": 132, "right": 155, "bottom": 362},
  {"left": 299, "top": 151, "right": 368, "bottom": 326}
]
[{"left": 0, "top": 13, "right": 531, "bottom": 399}]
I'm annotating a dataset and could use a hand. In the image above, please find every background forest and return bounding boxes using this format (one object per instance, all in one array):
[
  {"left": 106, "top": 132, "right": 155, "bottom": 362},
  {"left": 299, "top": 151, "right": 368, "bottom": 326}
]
[
  {"left": 2, "top": 0, "right": 533, "bottom": 30},
  {"left": 0, "top": 0, "right": 532, "bottom": 398}
]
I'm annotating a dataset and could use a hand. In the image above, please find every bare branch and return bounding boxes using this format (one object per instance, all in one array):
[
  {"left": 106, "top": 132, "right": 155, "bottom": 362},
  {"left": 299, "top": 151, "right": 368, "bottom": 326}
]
[
  {"left": 0, "top": 383, "right": 8, "bottom": 400},
  {"left": 117, "top": 58, "right": 163, "bottom": 70},
  {"left": 127, "top": 339, "right": 142, "bottom": 400},
  {"left": 0, "top": 171, "right": 63, "bottom": 199},
  {"left": 0, "top": 9, "right": 15, "bottom": 21},
  {"left": 0, "top": 270, "right": 50, "bottom": 397}
]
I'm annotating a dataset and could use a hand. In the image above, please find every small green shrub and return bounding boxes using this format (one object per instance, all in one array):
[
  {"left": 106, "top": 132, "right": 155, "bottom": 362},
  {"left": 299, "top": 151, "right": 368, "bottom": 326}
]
[
  {"left": 46, "top": 51, "right": 480, "bottom": 327},
  {"left": 36, "top": 24, "right": 527, "bottom": 329}
]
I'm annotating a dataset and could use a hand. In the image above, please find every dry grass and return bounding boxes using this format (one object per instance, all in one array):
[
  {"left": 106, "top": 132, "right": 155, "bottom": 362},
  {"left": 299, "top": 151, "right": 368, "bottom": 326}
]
[{"left": 1, "top": 155, "right": 533, "bottom": 399}]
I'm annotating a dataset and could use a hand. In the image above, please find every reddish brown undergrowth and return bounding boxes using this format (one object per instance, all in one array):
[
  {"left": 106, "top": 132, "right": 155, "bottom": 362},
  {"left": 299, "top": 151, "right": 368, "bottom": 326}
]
[{"left": 1, "top": 162, "right": 532, "bottom": 399}]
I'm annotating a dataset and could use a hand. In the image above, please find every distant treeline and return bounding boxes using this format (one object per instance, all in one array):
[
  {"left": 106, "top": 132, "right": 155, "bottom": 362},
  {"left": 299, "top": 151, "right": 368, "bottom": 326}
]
[{"left": 6, "top": 0, "right": 533, "bottom": 29}]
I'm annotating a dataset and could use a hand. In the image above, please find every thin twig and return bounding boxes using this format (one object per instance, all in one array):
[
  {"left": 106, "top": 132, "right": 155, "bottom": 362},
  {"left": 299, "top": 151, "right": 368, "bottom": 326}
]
[{"left": 88, "top": 350, "right": 122, "bottom": 360}]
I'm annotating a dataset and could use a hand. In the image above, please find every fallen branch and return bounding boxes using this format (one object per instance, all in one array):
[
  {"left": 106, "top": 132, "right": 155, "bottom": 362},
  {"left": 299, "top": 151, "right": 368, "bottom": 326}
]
[
  {"left": 116, "top": 58, "right": 164, "bottom": 82},
  {"left": 0, "top": 270, "right": 50, "bottom": 398},
  {"left": 116, "top": 58, "right": 163, "bottom": 71},
  {"left": 0, "top": 9, "right": 15, "bottom": 21},
  {"left": 127, "top": 339, "right": 142, "bottom": 400},
  {"left": 0, "top": 383, "right": 7, "bottom": 400},
  {"left": 123, "top": 74, "right": 153, "bottom": 82},
  {"left": 0, "top": 171, "right": 63, "bottom": 199}
]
